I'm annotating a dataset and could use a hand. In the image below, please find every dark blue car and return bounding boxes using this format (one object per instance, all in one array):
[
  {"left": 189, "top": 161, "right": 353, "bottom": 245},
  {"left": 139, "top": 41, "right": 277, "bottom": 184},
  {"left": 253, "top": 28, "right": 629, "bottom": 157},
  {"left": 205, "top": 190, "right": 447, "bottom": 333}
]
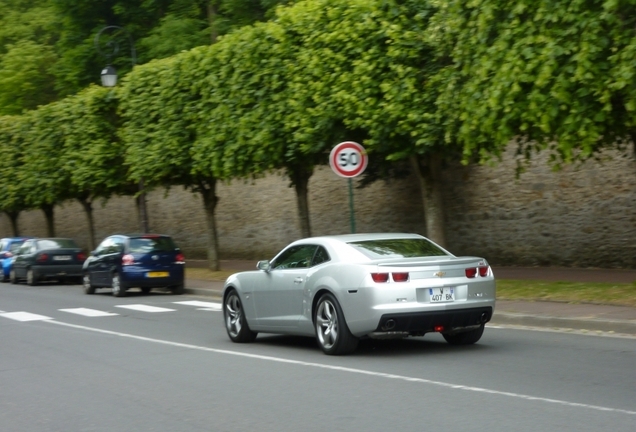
[
  {"left": 0, "top": 237, "right": 33, "bottom": 282},
  {"left": 82, "top": 234, "right": 185, "bottom": 297}
]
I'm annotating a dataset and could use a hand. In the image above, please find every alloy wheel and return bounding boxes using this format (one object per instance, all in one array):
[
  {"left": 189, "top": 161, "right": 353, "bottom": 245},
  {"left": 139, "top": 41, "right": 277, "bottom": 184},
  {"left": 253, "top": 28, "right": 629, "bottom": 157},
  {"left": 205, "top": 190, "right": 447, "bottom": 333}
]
[
  {"left": 316, "top": 299, "right": 339, "bottom": 349},
  {"left": 225, "top": 292, "right": 243, "bottom": 338}
]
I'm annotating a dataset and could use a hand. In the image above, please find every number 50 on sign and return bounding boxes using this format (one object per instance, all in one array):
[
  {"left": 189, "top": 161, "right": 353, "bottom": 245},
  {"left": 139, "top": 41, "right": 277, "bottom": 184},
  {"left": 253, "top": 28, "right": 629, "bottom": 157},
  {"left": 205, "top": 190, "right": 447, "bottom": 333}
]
[{"left": 329, "top": 141, "right": 368, "bottom": 178}]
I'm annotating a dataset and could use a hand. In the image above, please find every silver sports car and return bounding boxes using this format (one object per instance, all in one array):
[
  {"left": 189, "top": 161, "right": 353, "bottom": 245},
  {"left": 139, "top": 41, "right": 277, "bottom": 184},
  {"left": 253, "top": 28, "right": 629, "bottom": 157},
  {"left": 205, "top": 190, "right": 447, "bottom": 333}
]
[{"left": 222, "top": 233, "right": 496, "bottom": 355}]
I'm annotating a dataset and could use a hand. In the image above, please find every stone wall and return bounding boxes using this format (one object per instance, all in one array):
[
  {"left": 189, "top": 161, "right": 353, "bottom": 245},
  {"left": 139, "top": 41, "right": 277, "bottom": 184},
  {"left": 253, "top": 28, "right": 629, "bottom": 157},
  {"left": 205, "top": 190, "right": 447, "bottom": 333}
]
[{"left": 1, "top": 146, "right": 634, "bottom": 268}]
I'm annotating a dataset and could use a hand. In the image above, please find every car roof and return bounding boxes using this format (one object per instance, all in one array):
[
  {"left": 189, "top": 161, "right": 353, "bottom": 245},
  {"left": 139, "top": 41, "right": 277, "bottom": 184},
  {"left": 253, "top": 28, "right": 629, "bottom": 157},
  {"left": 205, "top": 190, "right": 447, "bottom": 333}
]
[{"left": 297, "top": 233, "right": 425, "bottom": 244}]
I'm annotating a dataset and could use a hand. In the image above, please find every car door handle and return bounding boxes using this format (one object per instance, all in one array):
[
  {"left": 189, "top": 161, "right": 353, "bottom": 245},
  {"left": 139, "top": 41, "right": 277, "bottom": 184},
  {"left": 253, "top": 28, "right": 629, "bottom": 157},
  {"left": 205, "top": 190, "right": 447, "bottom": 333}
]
[{"left": 294, "top": 277, "right": 304, "bottom": 284}]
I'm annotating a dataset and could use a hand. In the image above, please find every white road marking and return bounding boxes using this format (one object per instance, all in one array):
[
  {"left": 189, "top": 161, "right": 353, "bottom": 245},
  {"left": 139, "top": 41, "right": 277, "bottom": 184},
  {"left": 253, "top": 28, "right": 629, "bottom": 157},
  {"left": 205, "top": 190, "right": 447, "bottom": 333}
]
[
  {"left": 173, "top": 300, "right": 221, "bottom": 310},
  {"left": 0, "top": 311, "right": 53, "bottom": 322},
  {"left": 115, "top": 304, "right": 175, "bottom": 313},
  {"left": 44, "top": 319, "right": 636, "bottom": 417},
  {"left": 59, "top": 308, "right": 118, "bottom": 317}
]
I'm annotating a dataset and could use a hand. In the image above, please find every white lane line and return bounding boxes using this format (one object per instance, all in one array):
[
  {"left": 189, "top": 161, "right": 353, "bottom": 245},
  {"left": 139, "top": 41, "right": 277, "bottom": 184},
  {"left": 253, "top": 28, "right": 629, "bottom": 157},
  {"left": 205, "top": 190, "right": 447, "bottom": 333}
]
[
  {"left": 0, "top": 311, "right": 53, "bottom": 322},
  {"left": 59, "top": 308, "right": 119, "bottom": 317},
  {"left": 173, "top": 301, "right": 221, "bottom": 310},
  {"left": 115, "top": 304, "right": 175, "bottom": 313},
  {"left": 488, "top": 324, "right": 636, "bottom": 340},
  {"left": 46, "top": 319, "right": 636, "bottom": 417}
]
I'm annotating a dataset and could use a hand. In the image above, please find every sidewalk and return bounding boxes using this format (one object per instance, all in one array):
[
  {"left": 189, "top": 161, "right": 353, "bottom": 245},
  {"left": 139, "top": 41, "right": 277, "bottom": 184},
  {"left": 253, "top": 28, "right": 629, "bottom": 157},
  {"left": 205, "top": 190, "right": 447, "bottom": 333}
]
[{"left": 184, "top": 261, "right": 636, "bottom": 336}]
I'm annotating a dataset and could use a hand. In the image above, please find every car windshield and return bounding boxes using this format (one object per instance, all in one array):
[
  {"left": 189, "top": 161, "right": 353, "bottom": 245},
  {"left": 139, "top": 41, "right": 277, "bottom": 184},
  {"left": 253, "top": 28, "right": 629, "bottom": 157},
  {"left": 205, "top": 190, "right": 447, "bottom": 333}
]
[
  {"left": 37, "top": 239, "right": 77, "bottom": 249},
  {"left": 128, "top": 236, "right": 176, "bottom": 253},
  {"left": 348, "top": 238, "right": 448, "bottom": 259}
]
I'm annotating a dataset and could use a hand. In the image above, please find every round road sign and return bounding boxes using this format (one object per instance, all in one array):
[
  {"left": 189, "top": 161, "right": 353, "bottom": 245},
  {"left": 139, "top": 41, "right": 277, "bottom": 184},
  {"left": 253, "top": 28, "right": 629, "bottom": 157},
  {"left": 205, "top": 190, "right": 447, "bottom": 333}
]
[{"left": 329, "top": 141, "right": 368, "bottom": 178}]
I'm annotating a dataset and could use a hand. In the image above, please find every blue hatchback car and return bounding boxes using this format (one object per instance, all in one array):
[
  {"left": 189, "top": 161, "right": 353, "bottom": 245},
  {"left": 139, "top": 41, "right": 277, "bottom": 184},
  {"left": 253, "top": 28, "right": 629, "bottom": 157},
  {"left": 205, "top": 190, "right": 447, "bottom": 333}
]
[
  {"left": 82, "top": 234, "right": 185, "bottom": 297},
  {"left": 0, "top": 237, "right": 32, "bottom": 282}
]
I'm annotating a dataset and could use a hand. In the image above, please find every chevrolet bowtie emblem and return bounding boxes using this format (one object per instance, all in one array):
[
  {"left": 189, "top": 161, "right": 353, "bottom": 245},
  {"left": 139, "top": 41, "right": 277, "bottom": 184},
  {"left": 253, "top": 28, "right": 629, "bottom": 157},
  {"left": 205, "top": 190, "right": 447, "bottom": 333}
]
[{"left": 434, "top": 271, "right": 446, "bottom": 278}]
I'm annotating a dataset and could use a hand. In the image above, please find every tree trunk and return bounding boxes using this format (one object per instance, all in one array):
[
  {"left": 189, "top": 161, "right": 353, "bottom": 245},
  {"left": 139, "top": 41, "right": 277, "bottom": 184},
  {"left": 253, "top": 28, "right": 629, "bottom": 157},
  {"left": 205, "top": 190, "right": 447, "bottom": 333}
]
[
  {"left": 41, "top": 204, "right": 55, "bottom": 237},
  {"left": 290, "top": 167, "right": 313, "bottom": 238},
  {"left": 200, "top": 179, "right": 220, "bottom": 271},
  {"left": 5, "top": 211, "right": 20, "bottom": 236},
  {"left": 207, "top": 2, "right": 218, "bottom": 43},
  {"left": 78, "top": 197, "right": 96, "bottom": 251},
  {"left": 411, "top": 154, "right": 447, "bottom": 248},
  {"left": 137, "top": 179, "right": 149, "bottom": 233}
]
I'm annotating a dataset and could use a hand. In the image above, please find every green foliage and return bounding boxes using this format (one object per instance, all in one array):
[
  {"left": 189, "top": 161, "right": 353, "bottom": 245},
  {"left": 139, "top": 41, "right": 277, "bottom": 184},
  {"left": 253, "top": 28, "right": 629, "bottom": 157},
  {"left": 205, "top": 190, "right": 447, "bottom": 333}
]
[
  {"left": 429, "top": 0, "right": 636, "bottom": 166},
  {"left": 57, "top": 85, "right": 128, "bottom": 199},
  {"left": 0, "top": 115, "right": 28, "bottom": 212}
]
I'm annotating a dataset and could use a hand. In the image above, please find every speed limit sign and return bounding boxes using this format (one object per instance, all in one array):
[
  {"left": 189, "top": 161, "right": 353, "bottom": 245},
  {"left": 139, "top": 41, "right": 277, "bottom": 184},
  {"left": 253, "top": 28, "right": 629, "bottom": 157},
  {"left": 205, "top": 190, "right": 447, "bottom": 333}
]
[{"left": 329, "top": 141, "right": 368, "bottom": 178}]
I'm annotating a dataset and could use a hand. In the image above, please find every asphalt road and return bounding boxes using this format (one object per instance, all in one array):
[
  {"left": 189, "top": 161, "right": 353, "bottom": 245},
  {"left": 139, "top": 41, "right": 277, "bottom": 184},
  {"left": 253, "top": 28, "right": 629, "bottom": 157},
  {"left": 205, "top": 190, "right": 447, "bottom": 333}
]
[{"left": 1, "top": 283, "right": 635, "bottom": 432}]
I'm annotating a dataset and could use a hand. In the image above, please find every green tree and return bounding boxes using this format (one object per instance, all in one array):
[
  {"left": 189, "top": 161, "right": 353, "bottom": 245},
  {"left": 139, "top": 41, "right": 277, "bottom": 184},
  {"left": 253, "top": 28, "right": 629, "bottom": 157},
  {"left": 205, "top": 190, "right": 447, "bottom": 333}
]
[
  {"left": 429, "top": 0, "right": 636, "bottom": 167},
  {"left": 0, "top": 115, "right": 29, "bottom": 234},
  {"left": 58, "top": 85, "right": 129, "bottom": 250},
  {"left": 274, "top": 0, "right": 450, "bottom": 244},
  {"left": 18, "top": 104, "right": 73, "bottom": 236},
  {"left": 120, "top": 49, "right": 227, "bottom": 270}
]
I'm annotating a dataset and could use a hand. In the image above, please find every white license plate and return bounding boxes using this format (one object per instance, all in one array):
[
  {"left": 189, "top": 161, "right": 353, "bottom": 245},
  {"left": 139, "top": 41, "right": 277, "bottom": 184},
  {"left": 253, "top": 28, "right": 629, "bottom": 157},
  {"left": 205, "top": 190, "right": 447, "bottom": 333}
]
[
  {"left": 53, "top": 256, "right": 72, "bottom": 261},
  {"left": 429, "top": 287, "right": 455, "bottom": 303}
]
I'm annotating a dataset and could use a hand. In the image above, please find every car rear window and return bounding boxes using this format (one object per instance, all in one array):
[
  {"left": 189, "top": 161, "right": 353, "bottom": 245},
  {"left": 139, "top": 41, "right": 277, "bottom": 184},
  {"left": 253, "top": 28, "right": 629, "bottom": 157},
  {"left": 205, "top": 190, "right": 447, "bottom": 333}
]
[
  {"left": 128, "top": 236, "right": 177, "bottom": 253},
  {"left": 37, "top": 239, "right": 78, "bottom": 249},
  {"left": 348, "top": 238, "right": 448, "bottom": 259}
]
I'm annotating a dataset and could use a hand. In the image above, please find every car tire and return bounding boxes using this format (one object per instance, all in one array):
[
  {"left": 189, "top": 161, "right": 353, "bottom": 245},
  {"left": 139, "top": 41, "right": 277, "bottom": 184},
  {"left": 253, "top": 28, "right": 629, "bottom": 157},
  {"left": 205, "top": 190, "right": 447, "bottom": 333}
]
[
  {"left": 314, "top": 293, "right": 359, "bottom": 355},
  {"left": 442, "top": 324, "right": 485, "bottom": 345},
  {"left": 83, "top": 273, "right": 96, "bottom": 294},
  {"left": 170, "top": 283, "right": 184, "bottom": 295},
  {"left": 111, "top": 273, "right": 127, "bottom": 297},
  {"left": 26, "top": 269, "right": 38, "bottom": 286},
  {"left": 223, "top": 289, "right": 257, "bottom": 343},
  {"left": 9, "top": 269, "right": 18, "bottom": 284}
]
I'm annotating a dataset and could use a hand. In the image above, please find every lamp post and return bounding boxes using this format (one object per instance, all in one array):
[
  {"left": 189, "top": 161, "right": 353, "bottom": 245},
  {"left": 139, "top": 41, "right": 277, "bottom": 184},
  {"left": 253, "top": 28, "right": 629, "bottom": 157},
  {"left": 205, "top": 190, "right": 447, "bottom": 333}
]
[{"left": 94, "top": 26, "right": 149, "bottom": 234}]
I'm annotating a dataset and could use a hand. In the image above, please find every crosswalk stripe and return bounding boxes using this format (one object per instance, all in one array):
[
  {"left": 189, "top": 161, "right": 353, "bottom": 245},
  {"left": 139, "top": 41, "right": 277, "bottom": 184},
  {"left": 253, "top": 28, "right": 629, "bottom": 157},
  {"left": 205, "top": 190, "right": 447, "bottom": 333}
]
[
  {"left": 59, "top": 308, "right": 119, "bottom": 317},
  {"left": 0, "top": 311, "right": 53, "bottom": 322},
  {"left": 173, "top": 301, "right": 221, "bottom": 310},
  {"left": 115, "top": 304, "right": 175, "bottom": 313}
]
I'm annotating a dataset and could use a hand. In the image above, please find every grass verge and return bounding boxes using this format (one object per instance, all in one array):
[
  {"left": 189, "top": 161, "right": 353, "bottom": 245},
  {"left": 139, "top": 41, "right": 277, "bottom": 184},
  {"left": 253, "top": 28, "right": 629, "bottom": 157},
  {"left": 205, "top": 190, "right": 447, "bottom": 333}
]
[
  {"left": 186, "top": 267, "right": 236, "bottom": 282},
  {"left": 497, "top": 279, "right": 636, "bottom": 307}
]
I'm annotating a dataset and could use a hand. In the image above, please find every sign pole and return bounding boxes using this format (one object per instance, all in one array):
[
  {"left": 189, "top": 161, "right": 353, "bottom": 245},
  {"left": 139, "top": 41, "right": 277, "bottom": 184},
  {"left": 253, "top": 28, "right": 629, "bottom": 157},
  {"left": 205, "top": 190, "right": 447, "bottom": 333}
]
[
  {"left": 329, "top": 141, "right": 368, "bottom": 235},
  {"left": 348, "top": 178, "right": 356, "bottom": 234}
]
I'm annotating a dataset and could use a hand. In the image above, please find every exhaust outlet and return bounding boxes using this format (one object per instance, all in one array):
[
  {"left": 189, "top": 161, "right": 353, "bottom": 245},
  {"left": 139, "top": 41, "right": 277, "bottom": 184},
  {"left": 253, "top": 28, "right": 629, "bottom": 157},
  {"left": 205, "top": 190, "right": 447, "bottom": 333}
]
[
  {"left": 382, "top": 319, "right": 396, "bottom": 331},
  {"left": 480, "top": 312, "right": 489, "bottom": 323}
]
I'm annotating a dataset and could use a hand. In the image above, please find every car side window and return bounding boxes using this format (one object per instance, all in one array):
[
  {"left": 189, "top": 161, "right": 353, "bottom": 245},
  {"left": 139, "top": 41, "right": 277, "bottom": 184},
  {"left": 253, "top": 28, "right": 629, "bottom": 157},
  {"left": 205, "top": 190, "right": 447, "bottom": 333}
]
[
  {"left": 271, "top": 245, "right": 318, "bottom": 270},
  {"left": 17, "top": 241, "right": 31, "bottom": 255},
  {"left": 95, "top": 238, "right": 113, "bottom": 256},
  {"left": 311, "top": 246, "right": 330, "bottom": 267}
]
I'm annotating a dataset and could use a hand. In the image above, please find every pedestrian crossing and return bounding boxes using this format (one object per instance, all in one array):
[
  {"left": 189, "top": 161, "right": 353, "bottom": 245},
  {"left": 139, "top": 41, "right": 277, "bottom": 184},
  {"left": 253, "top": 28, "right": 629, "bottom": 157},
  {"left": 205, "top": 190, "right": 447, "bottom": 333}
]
[{"left": 0, "top": 300, "right": 222, "bottom": 322}]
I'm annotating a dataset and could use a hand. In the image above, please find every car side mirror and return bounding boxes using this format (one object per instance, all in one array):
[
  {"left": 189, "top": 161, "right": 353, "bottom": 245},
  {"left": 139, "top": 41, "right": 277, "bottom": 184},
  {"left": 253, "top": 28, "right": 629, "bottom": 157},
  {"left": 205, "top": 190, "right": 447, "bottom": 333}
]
[
  {"left": 90, "top": 250, "right": 96, "bottom": 256},
  {"left": 257, "top": 260, "right": 271, "bottom": 271}
]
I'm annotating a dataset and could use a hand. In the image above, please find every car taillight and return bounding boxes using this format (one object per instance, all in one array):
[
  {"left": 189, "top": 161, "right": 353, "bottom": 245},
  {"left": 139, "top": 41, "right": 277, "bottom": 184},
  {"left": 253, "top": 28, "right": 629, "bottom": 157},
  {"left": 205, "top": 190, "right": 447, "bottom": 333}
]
[
  {"left": 2, "top": 251, "right": 12, "bottom": 258},
  {"left": 36, "top": 253, "right": 48, "bottom": 263},
  {"left": 371, "top": 273, "right": 389, "bottom": 283},
  {"left": 478, "top": 266, "right": 489, "bottom": 277},
  {"left": 122, "top": 254, "right": 135, "bottom": 265},
  {"left": 465, "top": 268, "right": 477, "bottom": 278},
  {"left": 392, "top": 272, "right": 409, "bottom": 282},
  {"left": 77, "top": 252, "right": 86, "bottom": 262},
  {"left": 175, "top": 252, "right": 185, "bottom": 264}
]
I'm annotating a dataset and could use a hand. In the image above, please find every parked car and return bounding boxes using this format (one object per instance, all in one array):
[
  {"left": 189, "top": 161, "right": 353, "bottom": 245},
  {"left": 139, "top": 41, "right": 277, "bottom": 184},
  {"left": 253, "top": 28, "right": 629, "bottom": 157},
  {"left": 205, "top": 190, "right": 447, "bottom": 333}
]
[
  {"left": 82, "top": 234, "right": 185, "bottom": 297},
  {"left": 222, "top": 233, "right": 496, "bottom": 355},
  {"left": 10, "top": 238, "right": 86, "bottom": 285},
  {"left": 0, "top": 237, "right": 32, "bottom": 282}
]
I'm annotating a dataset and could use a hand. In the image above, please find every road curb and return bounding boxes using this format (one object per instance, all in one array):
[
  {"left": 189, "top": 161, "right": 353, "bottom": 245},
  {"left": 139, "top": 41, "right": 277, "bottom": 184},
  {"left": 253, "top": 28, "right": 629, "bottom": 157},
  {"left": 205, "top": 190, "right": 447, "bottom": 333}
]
[{"left": 491, "top": 312, "right": 636, "bottom": 335}]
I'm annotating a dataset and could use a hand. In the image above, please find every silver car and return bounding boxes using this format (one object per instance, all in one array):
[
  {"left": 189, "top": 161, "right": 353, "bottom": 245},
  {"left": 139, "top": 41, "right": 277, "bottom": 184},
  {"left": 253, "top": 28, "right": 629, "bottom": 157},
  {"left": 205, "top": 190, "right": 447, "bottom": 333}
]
[{"left": 222, "top": 233, "right": 496, "bottom": 355}]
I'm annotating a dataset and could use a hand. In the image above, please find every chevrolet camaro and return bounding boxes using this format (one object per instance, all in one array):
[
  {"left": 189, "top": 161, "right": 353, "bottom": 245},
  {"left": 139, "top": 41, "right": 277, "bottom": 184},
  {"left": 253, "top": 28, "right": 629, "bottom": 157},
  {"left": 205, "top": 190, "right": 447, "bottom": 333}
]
[{"left": 222, "top": 233, "right": 496, "bottom": 355}]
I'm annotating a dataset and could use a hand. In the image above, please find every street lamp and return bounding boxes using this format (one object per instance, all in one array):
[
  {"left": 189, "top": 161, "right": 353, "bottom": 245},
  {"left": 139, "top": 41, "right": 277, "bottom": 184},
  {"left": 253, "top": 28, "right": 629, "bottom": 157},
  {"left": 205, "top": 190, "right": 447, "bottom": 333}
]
[
  {"left": 94, "top": 25, "right": 149, "bottom": 234},
  {"left": 100, "top": 65, "right": 117, "bottom": 87}
]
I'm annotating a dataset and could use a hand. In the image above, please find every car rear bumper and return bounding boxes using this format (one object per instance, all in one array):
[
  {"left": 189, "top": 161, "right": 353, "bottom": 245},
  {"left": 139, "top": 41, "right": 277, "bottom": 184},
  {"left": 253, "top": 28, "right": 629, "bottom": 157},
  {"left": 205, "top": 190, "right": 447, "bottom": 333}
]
[
  {"left": 371, "top": 306, "right": 493, "bottom": 337},
  {"left": 121, "top": 266, "right": 184, "bottom": 288},
  {"left": 33, "top": 264, "right": 83, "bottom": 279}
]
